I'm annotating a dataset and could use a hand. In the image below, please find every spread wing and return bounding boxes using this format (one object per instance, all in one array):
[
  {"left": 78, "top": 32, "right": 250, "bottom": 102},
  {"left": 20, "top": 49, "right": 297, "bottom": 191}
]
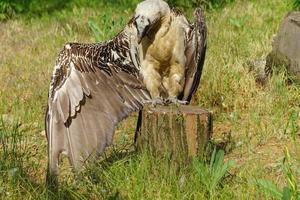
[
  {"left": 181, "top": 8, "right": 207, "bottom": 102},
  {"left": 45, "top": 32, "right": 150, "bottom": 176},
  {"left": 45, "top": 8, "right": 207, "bottom": 178}
]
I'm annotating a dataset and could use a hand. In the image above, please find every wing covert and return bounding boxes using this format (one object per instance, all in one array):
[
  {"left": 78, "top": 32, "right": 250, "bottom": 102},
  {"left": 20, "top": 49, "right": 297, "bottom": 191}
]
[
  {"left": 45, "top": 7, "right": 207, "bottom": 179},
  {"left": 46, "top": 39, "right": 150, "bottom": 175},
  {"left": 181, "top": 8, "right": 207, "bottom": 102}
]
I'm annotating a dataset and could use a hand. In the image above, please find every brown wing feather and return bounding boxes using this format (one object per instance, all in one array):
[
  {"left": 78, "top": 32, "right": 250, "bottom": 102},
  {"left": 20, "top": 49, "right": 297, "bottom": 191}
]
[
  {"left": 46, "top": 8, "right": 207, "bottom": 180},
  {"left": 46, "top": 33, "right": 150, "bottom": 177},
  {"left": 181, "top": 8, "right": 207, "bottom": 102}
]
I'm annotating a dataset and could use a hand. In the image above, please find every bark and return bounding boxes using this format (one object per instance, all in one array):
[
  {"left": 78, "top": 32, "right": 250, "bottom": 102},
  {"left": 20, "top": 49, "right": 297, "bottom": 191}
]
[{"left": 136, "top": 105, "right": 213, "bottom": 164}]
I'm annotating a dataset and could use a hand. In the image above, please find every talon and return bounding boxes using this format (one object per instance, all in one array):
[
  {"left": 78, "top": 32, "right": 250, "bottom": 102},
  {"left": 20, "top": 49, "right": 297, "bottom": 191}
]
[
  {"left": 143, "top": 97, "right": 165, "bottom": 106},
  {"left": 166, "top": 97, "right": 188, "bottom": 105}
]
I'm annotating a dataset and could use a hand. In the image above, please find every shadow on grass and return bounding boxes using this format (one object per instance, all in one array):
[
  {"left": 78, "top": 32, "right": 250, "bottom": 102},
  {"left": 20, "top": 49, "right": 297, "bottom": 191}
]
[
  {"left": 0, "top": 115, "right": 236, "bottom": 199},
  {"left": 83, "top": 148, "right": 136, "bottom": 181},
  {"left": 0, "top": 118, "right": 81, "bottom": 200}
]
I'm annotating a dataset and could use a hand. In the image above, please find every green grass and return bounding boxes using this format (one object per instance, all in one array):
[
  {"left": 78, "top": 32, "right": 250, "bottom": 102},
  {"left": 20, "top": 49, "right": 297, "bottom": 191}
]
[{"left": 0, "top": 0, "right": 299, "bottom": 199}]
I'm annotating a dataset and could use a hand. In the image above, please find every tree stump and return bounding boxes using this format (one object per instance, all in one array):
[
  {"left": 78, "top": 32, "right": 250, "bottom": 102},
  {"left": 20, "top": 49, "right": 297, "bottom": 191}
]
[{"left": 136, "top": 105, "right": 213, "bottom": 164}]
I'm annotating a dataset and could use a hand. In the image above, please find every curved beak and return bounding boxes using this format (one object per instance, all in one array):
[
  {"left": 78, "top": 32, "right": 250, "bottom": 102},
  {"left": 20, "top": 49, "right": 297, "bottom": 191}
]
[
  {"left": 137, "top": 27, "right": 149, "bottom": 44},
  {"left": 135, "top": 19, "right": 151, "bottom": 44}
]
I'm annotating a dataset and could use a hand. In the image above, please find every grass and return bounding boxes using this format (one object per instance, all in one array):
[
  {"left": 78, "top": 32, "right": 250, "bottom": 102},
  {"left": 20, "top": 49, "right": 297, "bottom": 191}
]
[{"left": 0, "top": 0, "right": 299, "bottom": 199}]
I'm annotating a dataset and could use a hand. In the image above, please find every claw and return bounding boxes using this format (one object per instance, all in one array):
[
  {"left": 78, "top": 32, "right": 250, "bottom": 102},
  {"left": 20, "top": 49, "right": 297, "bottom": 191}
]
[
  {"left": 143, "top": 97, "right": 188, "bottom": 107},
  {"left": 166, "top": 97, "right": 188, "bottom": 105},
  {"left": 143, "top": 97, "right": 165, "bottom": 106}
]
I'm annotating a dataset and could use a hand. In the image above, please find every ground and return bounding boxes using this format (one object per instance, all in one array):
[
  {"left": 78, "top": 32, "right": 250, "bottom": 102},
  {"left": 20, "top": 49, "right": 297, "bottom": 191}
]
[{"left": 0, "top": 0, "right": 299, "bottom": 199}]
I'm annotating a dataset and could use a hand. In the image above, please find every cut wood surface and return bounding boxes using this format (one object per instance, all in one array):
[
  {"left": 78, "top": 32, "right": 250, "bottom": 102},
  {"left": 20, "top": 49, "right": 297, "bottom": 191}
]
[{"left": 136, "top": 105, "right": 213, "bottom": 164}]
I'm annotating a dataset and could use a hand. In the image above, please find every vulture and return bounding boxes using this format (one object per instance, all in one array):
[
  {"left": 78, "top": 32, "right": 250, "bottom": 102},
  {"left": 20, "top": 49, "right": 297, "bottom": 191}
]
[{"left": 45, "top": 0, "right": 207, "bottom": 181}]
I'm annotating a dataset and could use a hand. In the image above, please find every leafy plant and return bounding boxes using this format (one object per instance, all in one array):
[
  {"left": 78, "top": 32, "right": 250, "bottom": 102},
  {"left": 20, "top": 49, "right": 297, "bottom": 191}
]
[
  {"left": 292, "top": 0, "right": 300, "bottom": 10},
  {"left": 194, "top": 149, "right": 235, "bottom": 198},
  {"left": 0, "top": 0, "right": 71, "bottom": 20},
  {"left": 167, "top": 0, "right": 235, "bottom": 10},
  {"left": 0, "top": 0, "right": 236, "bottom": 21},
  {"left": 257, "top": 148, "right": 300, "bottom": 200},
  {"left": 257, "top": 179, "right": 283, "bottom": 199},
  {"left": 284, "top": 110, "right": 300, "bottom": 141},
  {"left": 0, "top": 0, "right": 25, "bottom": 20}
]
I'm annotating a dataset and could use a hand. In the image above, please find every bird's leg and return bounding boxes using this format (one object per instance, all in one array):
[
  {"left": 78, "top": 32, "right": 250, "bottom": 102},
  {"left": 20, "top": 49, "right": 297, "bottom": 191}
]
[
  {"left": 163, "top": 76, "right": 187, "bottom": 105},
  {"left": 141, "top": 59, "right": 164, "bottom": 106},
  {"left": 165, "top": 33, "right": 186, "bottom": 105},
  {"left": 166, "top": 61, "right": 186, "bottom": 105}
]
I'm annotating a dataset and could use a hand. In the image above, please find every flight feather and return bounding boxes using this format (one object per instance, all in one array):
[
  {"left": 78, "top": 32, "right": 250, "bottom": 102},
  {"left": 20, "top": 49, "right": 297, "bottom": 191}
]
[{"left": 45, "top": 4, "right": 207, "bottom": 178}]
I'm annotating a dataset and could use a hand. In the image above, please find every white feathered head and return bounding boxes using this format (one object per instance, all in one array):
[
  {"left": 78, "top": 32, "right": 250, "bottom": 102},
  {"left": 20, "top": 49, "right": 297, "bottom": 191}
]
[{"left": 134, "top": 0, "right": 170, "bottom": 43}]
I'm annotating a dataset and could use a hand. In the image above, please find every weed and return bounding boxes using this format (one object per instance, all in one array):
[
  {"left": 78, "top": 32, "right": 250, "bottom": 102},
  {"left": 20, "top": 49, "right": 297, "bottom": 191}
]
[
  {"left": 257, "top": 148, "right": 300, "bottom": 200},
  {"left": 284, "top": 110, "right": 300, "bottom": 141},
  {"left": 292, "top": 0, "right": 300, "bottom": 10},
  {"left": 194, "top": 149, "right": 235, "bottom": 199},
  {"left": 0, "top": 118, "right": 26, "bottom": 175}
]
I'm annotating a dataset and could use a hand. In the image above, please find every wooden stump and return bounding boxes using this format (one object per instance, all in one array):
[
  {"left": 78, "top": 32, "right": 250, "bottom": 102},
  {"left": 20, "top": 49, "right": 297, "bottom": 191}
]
[{"left": 136, "top": 105, "right": 213, "bottom": 164}]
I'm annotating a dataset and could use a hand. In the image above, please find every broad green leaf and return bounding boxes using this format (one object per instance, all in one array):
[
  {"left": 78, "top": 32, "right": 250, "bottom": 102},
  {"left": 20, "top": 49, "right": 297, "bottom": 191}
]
[
  {"left": 257, "top": 179, "right": 282, "bottom": 199},
  {"left": 282, "top": 187, "right": 291, "bottom": 200}
]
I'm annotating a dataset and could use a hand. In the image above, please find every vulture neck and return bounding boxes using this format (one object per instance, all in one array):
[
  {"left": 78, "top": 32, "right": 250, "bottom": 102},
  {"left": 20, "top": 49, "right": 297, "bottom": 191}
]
[{"left": 147, "top": 13, "right": 172, "bottom": 41}]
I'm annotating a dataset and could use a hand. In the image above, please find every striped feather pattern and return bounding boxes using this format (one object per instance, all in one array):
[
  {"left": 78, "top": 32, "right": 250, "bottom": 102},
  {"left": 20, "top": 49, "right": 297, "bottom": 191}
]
[{"left": 45, "top": 6, "right": 207, "bottom": 180}]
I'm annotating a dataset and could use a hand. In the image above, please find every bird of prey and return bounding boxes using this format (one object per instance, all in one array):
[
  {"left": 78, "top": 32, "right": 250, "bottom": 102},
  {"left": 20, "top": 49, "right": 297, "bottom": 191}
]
[
  {"left": 135, "top": 0, "right": 191, "bottom": 105},
  {"left": 45, "top": 0, "right": 207, "bottom": 181}
]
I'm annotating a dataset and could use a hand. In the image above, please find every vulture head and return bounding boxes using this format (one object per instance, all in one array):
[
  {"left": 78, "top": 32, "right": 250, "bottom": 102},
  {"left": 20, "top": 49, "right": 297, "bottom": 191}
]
[{"left": 134, "top": 0, "right": 170, "bottom": 43}]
